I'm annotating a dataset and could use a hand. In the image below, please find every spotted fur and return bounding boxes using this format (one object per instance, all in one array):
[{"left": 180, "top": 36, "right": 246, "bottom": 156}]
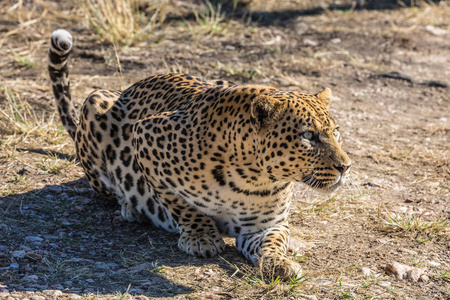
[{"left": 48, "top": 29, "right": 351, "bottom": 279}]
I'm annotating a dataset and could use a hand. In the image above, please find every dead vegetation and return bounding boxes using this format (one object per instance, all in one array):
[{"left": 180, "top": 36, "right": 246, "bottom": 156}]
[{"left": 0, "top": 0, "right": 449, "bottom": 299}]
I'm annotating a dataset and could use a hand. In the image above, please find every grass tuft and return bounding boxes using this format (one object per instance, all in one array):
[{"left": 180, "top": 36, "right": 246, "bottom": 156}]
[
  {"left": 13, "top": 55, "right": 37, "bottom": 68},
  {"left": 193, "top": 1, "right": 228, "bottom": 36},
  {"left": 383, "top": 213, "right": 449, "bottom": 234},
  {"left": 214, "top": 61, "right": 261, "bottom": 80},
  {"left": 221, "top": 256, "right": 307, "bottom": 295},
  {"left": 81, "top": 0, "right": 168, "bottom": 47},
  {"left": 178, "top": 1, "right": 229, "bottom": 38},
  {"left": 0, "top": 86, "right": 67, "bottom": 145},
  {"left": 37, "top": 154, "right": 77, "bottom": 175}
]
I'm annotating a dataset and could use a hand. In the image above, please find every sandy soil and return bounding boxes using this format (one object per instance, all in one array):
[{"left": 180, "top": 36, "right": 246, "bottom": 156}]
[{"left": 0, "top": 1, "right": 449, "bottom": 299}]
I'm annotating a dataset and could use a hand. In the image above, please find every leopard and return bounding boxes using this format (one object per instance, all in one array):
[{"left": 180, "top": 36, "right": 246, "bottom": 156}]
[{"left": 48, "top": 29, "right": 351, "bottom": 280}]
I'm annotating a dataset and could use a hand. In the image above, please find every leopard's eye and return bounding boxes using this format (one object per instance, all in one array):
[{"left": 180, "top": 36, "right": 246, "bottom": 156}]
[
  {"left": 302, "top": 131, "right": 314, "bottom": 140},
  {"left": 333, "top": 128, "right": 340, "bottom": 140}
]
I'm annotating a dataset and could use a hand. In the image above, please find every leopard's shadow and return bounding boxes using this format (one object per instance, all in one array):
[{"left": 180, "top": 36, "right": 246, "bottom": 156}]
[{"left": 0, "top": 155, "right": 246, "bottom": 297}]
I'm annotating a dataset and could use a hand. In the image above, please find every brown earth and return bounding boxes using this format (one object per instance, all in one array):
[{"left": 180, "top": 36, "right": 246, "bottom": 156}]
[{"left": 0, "top": 1, "right": 449, "bottom": 299}]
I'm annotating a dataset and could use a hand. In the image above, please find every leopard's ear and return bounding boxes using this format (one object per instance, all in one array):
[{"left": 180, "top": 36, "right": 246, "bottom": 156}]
[
  {"left": 316, "top": 88, "right": 332, "bottom": 108},
  {"left": 251, "top": 95, "right": 285, "bottom": 130}
]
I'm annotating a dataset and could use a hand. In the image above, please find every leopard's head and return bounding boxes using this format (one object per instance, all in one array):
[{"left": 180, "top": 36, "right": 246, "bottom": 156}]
[{"left": 251, "top": 88, "right": 351, "bottom": 191}]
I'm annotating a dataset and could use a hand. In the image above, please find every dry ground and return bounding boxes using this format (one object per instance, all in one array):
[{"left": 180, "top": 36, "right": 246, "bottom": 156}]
[{"left": 0, "top": 0, "right": 449, "bottom": 299}]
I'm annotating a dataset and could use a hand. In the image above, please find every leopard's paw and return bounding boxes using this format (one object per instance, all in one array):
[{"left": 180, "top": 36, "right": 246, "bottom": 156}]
[
  {"left": 120, "top": 201, "right": 144, "bottom": 223},
  {"left": 178, "top": 231, "right": 225, "bottom": 258},
  {"left": 258, "top": 255, "right": 302, "bottom": 280}
]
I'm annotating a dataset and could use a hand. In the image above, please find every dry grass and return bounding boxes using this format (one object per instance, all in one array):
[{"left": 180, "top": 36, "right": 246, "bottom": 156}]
[
  {"left": 383, "top": 212, "right": 449, "bottom": 234},
  {"left": 221, "top": 256, "right": 307, "bottom": 298},
  {"left": 0, "top": 0, "right": 74, "bottom": 48},
  {"left": 402, "top": 1, "right": 450, "bottom": 26},
  {"left": 81, "top": 0, "right": 168, "bottom": 47},
  {"left": 0, "top": 86, "right": 67, "bottom": 145},
  {"left": 192, "top": 1, "right": 228, "bottom": 36},
  {"left": 176, "top": 1, "right": 231, "bottom": 39},
  {"left": 37, "top": 154, "right": 77, "bottom": 175}
]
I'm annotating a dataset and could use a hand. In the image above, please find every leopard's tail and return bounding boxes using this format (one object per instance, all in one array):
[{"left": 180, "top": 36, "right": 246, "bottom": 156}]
[{"left": 48, "top": 29, "right": 78, "bottom": 140}]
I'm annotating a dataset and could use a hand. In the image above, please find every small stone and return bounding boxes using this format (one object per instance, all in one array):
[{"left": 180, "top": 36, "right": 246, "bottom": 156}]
[
  {"left": 288, "top": 236, "right": 314, "bottom": 255},
  {"left": 43, "top": 289, "right": 63, "bottom": 297},
  {"left": 69, "top": 196, "right": 92, "bottom": 204},
  {"left": 419, "top": 274, "right": 429, "bottom": 282},
  {"left": 30, "top": 296, "right": 45, "bottom": 300},
  {"left": 384, "top": 261, "right": 412, "bottom": 279},
  {"left": 384, "top": 262, "right": 427, "bottom": 282},
  {"left": 406, "top": 268, "right": 426, "bottom": 282},
  {"left": 210, "top": 286, "right": 221, "bottom": 292},
  {"left": 129, "top": 262, "right": 151, "bottom": 273},
  {"left": 43, "top": 185, "right": 63, "bottom": 193},
  {"left": 68, "top": 294, "right": 82, "bottom": 299},
  {"left": 425, "top": 25, "right": 447, "bottom": 36},
  {"left": 427, "top": 260, "right": 441, "bottom": 267},
  {"left": 0, "top": 292, "right": 9, "bottom": 298},
  {"left": 25, "top": 236, "right": 43, "bottom": 243},
  {"left": 10, "top": 263, "right": 19, "bottom": 268},
  {"left": 86, "top": 279, "right": 95, "bottom": 283},
  {"left": 303, "top": 38, "right": 318, "bottom": 46},
  {"left": 129, "top": 288, "right": 144, "bottom": 294},
  {"left": 203, "top": 293, "right": 220, "bottom": 299},
  {"left": 61, "top": 218, "right": 71, "bottom": 226},
  {"left": 399, "top": 248, "right": 417, "bottom": 255},
  {"left": 94, "top": 262, "right": 109, "bottom": 269},
  {"left": 50, "top": 284, "right": 64, "bottom": 290},
  {"left": 394, "top": 206, "right": 408, "bottom": 214},
  {"left": 298, "top": 295, "right": 317, "bottom": 300},
  {"left": 106, "top": 262, "right": 118, "bottom": 268},
  {"left": 67, "top": 257, "right": 94, "bottom": 264},
  {"left": 330, "top": 38, "right": 341, "bottom": 44},
  {"left": 360, "top": 267, "right": 373, "bottom": 276},
  {"left": 204, "top": 269, "right": 215, "bottom": 276},
  {"left": 12, "top": 250, "right": 26, "bottom": 258},
  {"left": 24, "top": 253, "right": 42, "bottom": 262},
  {"left": 74, "top": 205, "right": 85, "bottom": 212},
  {"left": 22, "top": 275, "right": 39, "bottom": 282}
]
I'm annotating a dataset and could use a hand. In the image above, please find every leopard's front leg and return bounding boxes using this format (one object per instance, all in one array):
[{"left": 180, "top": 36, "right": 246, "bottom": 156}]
[
  {"left": 152, "top": 190, "right": 226, "bottom": 258},
  {"left": 237, "top": 221, "right": 301, "bottom": 280}
]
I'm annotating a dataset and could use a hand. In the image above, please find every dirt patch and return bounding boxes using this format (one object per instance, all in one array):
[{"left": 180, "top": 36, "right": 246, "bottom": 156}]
[{"left": 0, "top": 0, "right": 449, "bottom": 299}]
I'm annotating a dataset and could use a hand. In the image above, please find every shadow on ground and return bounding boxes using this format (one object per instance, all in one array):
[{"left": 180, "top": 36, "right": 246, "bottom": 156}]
[
  {"left": 165, "top": 0, "right": 442, "bottom": 28},
  {"left": 0, "top": 177, "right": 245, "bottom": 297}
]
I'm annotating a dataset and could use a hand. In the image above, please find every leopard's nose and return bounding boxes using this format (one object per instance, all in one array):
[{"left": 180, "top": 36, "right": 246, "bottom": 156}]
[{"left": 334, "top": 163, "right": 351, "bottom": 174}]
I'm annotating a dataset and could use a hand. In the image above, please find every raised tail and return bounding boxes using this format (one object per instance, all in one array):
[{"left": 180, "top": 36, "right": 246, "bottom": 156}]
[{"left": 48, "top": 29, "right": 78, "bottom": 140}]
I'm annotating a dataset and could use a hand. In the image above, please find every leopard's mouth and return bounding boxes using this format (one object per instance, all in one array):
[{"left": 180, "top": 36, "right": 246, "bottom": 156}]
[{"left": 301, "top": 174, "right": 344, "bottom": 191}]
